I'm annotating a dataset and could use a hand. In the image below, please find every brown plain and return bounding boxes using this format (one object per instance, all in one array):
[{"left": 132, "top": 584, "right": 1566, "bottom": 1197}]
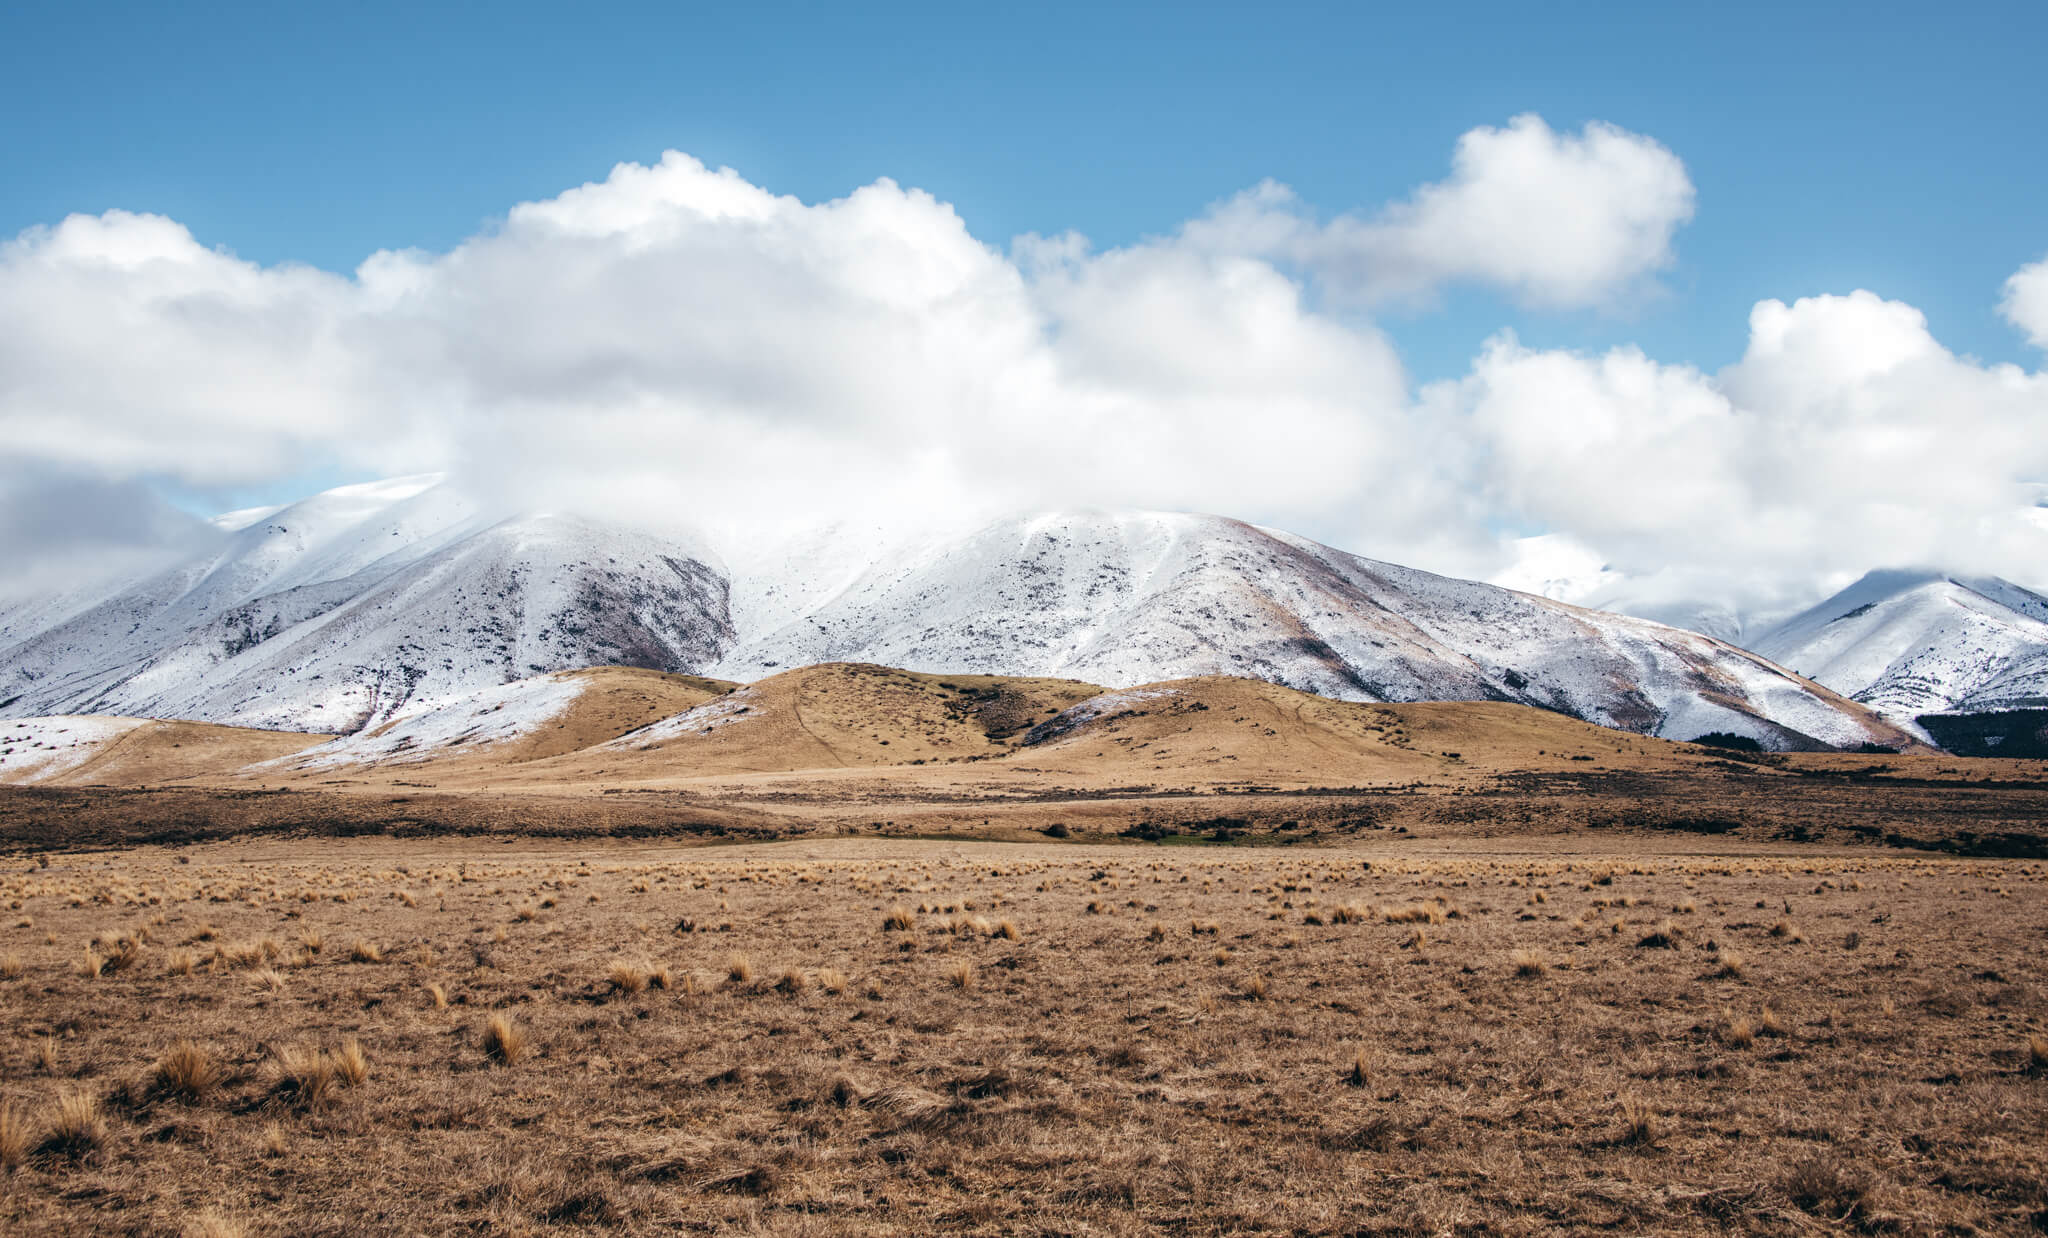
[{"left": 0, "top": 664, "right": 2045, "bottom": 1232}]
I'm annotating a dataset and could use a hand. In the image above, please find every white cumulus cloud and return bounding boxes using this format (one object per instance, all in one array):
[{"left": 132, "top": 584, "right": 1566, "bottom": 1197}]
[
  {"left": 1189, "top": 114, "right": 1696, "bottom": 308},
  {"left": 0, "top": 118, "right": 2044, "bottom": 630},
  {"left": 2004, "top": 256, "right": 2048, "bottom": 350}
]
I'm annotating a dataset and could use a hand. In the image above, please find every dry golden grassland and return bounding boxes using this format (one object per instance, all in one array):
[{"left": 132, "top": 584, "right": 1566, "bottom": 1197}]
[{"left": 0, "top": 837, "right": 2044, "bottom": 1235}]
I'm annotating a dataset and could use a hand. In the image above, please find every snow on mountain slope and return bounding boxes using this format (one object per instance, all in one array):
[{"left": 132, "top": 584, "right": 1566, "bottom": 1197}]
[
  {"left": 0, "top": 717, "right": 152, "bottom": 783},
  {"left": 267, "top": 667, "right": 736, "bottom": 771},
  {"left": 711, "top": 511, "right": 1908, "bottom": 750},
  {"left": 1752, "top": 570, "right": 2048, "bottom": 722},
  {"left": 0, "top": 477, "right": 1913, "bottom": 750},
  {"left": 0, "top": 479, "right": 734, "bottom": 732}
]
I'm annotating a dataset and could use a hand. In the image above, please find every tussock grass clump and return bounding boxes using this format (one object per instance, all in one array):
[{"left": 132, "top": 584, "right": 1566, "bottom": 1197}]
[
  {"left": 1, "top": 953, "right": 22, "bottom": 981},
  {"left": 76, "top": 947, "right": 105, "bottom": 979},
  {"left": 1636, "top": 922, "right": 1681, "bottom": 949},
  {"left": 725, "top": 953, "right": 754, "bottom": 985},
  {"left": 1714, "top": 950, "right": 1747, "bottom": 979},
  {"left": 947, "top": 960, "right": 976, "bottom": 990},
  {"left": 1238, "top": 975, "right": 1270, "bottom": 1001},
  {"left": 2027, "top": 1033, "right": 2048, "bottom": 1073},
  {"left": 1344, "top": 1047, "right": 1371, "bottom": 1088},
  {"left": 180, "top": 1208, "right": 248, "bottom": 1238},
  {"left": 607, "top": 961, "right": 648, "bottom": 996},
  {"left": 166, "top": 949, "right": 197, "bottom": 976},
  {"left": 1382, "top": 904, "right": 1443, "bottom": 925},
  {"left": 483, "top": 1014, "right": 527, "bottom": 1065},
  {"left": 36, "top": 1088, "right": 106, "bottom": 1162},
  {"left": 1145, "top": 921, "right": 1167, "bottom": 942},
  {"left": 155, "top": 1039, "right": 217, "bottom": 1103},
  {"left": 347, "top": 939, "right": 383, "bottom": 964},
  {"left": 1780, "top": 1152, "right": 1876, "bottom": 1222},
  {"left": 882, "top": 905, "right": 915, "bottom": 932},
  {"left": 332, "top": 1039, "right": 370, "bottom": 1088},
  {"left": 817, "top": 968, "right": 848, "bottom": 995},
  {"left": 0, "top": 1101, "right": 27, "bottom": 1170},
  {"left": 1618, "top": 1097, "right": 1659, "bottom": 1146},
  {"left": 270, "top": 1044, "right": 338, "bottom": 1110},
  {"left": 646, "top": 963, "right": 673, "bottom": 991},
  {"left": 1720, "top": 1016, "right": 1756, "bottom": 1048},
  {"left": 1758, "top": 1006, "right": 1789, "bottom": 1038},
  {"left": 773, "top": 967, "right": 807, "bottom": 994},
  {"left": 1329, "top": 904, "right": 1367, "bottom": 925},
  {"left": 36, "top": 1036, "right": 59, "bottom": 1074},
  {"left": 995, "top": 919, "right": 1021, "bottom": 941}
]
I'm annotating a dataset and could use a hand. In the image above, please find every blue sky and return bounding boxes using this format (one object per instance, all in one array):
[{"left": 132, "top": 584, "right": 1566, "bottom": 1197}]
[
  {"left": 3, "top": 0, "right": 2047, "bottom": 609},
  {"left": 7, "top": 0, "right": 2043, "bottom": 390}
]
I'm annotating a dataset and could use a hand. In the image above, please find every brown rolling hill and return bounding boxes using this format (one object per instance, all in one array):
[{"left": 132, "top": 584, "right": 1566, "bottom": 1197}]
[{"left": 0, "top": 717, "right": 324, "bottom": 787}]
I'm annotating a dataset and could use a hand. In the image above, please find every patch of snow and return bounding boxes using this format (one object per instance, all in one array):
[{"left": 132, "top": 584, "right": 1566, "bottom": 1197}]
[
  {"left": 268, "top": 673, "right": 589, "bottom": 770},
  {"left": 0, "top": 716, "right": 150, "bottom": 783}
]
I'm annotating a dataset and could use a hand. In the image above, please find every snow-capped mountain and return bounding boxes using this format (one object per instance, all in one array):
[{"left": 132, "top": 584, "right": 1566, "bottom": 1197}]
[
  {"left": 0, "top": 477, "right": 731, "bottom": 731},
  {"left": 0, "top": 477, "right": 1911, "bottom": 749},
  {"left": 709, "top": 511, "right": 1903, "bottom": 750},
  {"left": 1752, "top": 570, "right": 2048, "bottom": 723}
]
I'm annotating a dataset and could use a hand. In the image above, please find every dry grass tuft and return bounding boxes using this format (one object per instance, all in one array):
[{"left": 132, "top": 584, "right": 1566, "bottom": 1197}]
[
  {"left": 483, "top": 1014, "right": 527, "bottom": 1066},
  {"left": 1344, "top": 1046, "right": 1371, "bottom": 1088},
  {"left": 1636, "top": 922, "right": 1681, "bottom": 949},
  {"left": 1510, "top": 948, "right": 1548, "bottom": 977},
  {"left": 1780, "top": 1152, "right": 1876, "bottom": 1221},
  {"left": 947, "top": 960, "right": 976, "bottom": 990},
  {"left": 1721, "top": 1016, "right": 1756, "bottom": 1048},
  {"left": 995, "top": 919, "right": 1021, "bottom": 941},
  {"left": 1758, "top": 1006, "right": 1789, "bottom": 1038},
  {"left": 180, "top": 1208, "right": 248, "bottom": 1238},
  {"left": 425, "top": 982, "right": 448, "bottom": 1010},
  {"left": 332, "top": 1038, "right": 370, "bottom": 1088},
  {"left": 166, "top": 949, "right": 196, "bottom": 977},
  {"left": 882, "top": 905, "right": 915, "bottom": 932},
  {"left": 155, "top": 1039, "right": 217, "bottom": 1103},
  {"left": 1, "top": 953, "right": 21, "bottom": 981},
  {"left": 2027, "top": 1033, "right": 2048, "bottom": 1073},
  {"left": 76, "top": 946, "right": 105, "bottom": 979},
  {"left": 271, "top": 1044, "right": 338, "bottom": 1110},
  {"left": 347, "top": 939, "right": 383, "bottom": 964},
  {"left": 36, "top": 1088, "right": 106, "bottom": 1162},
  {"left": 0, "top": 1102, "right": 27, "bottom": 1171},
  {"left": 725, "top": 953, "right": 754, "bottom": 985},
  {"left": 817, "top": 968, "right": 848, "bottom": 995},
  {"left": 773, "top": 967, "right": 807, "bottom": 994},
  {"left": 1715, "top": 950, "right": 1747, "bottom": 979},
  {"left": 1238, "top": 974, "right": 1270, "bottom": 1001},
  {"left": 1618, "top": 1096, "right": 1660, "bottom": 1146},
  {"left": 607, "top": 961, "right": 648, "bottom": 996}
]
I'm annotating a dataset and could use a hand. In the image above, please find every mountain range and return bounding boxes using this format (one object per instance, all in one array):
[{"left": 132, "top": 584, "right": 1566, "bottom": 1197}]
[{"left": 0, "top": 474, "right": 1959, "bottom": 752}]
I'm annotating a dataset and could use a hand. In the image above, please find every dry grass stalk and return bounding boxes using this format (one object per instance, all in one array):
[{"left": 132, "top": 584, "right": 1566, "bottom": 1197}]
[{"left": 1619, "top": 1097, "right": 1659, "bottom": 1146}]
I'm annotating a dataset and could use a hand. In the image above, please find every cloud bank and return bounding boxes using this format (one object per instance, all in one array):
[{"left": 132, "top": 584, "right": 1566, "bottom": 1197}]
[{"left": 1, "top": 115, "right": 2044, "bottom": 622}]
